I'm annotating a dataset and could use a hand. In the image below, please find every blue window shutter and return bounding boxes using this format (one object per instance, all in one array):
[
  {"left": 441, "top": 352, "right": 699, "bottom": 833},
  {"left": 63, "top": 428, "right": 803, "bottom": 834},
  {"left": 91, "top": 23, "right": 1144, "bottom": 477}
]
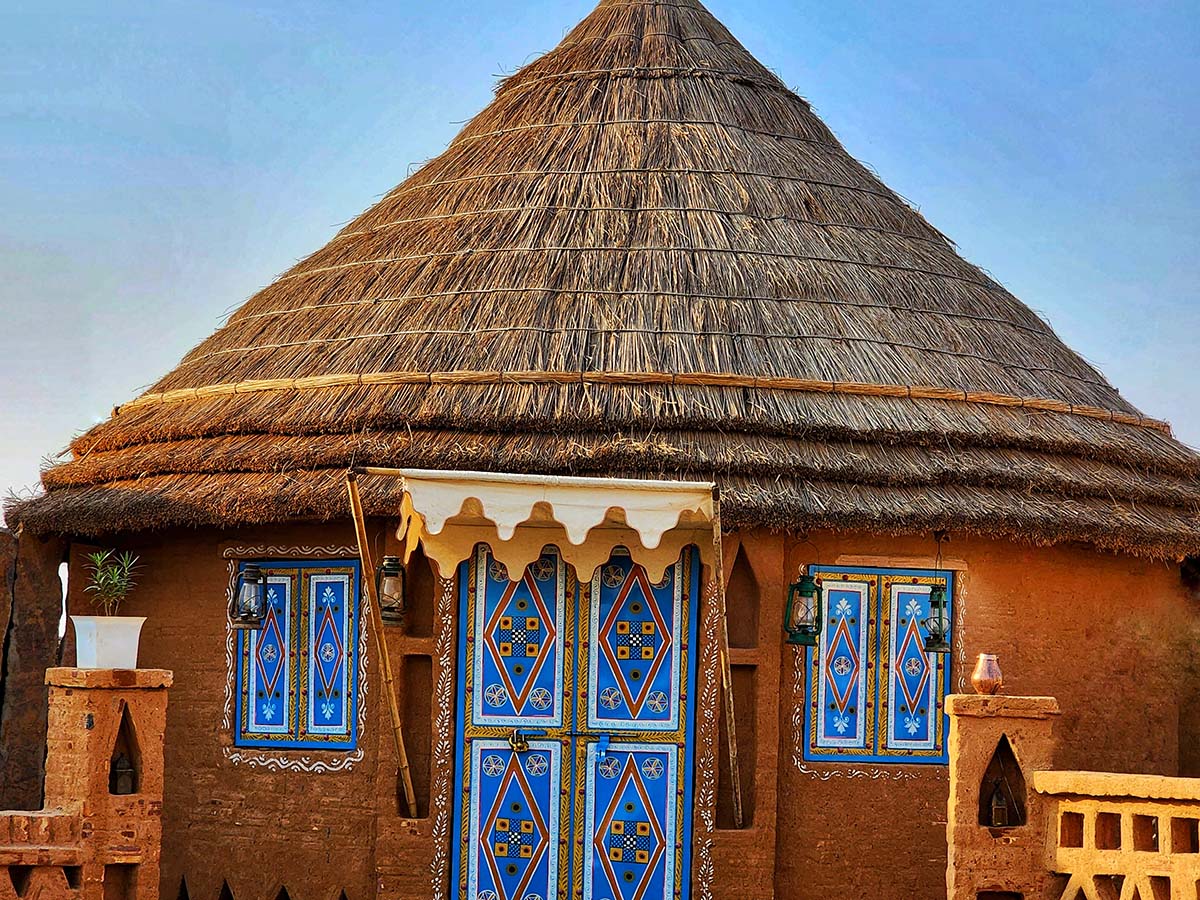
[
  {"left": 802, "top": 566, "right": 952, "bottom": 766},
  {"left": 234, "top": 560, "right": 360, "bottom": 751},
  {"left": 806, "top": 574, "right": 872, "bottom": 758},
  {"left": 878, "top": 572, "right": 952, "bottom": 761},
  {"left": 299, "top": 565, "right": 359, "bottom": 747},
  {"left": 236, "top": 569, "right": 296, "bottom": 744}
]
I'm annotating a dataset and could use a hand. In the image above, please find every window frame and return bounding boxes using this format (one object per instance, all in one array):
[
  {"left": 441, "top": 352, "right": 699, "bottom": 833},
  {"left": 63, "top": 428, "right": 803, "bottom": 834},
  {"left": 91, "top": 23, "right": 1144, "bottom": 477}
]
[
  {"left": 802, "top": 564, "right": 954, "bottom": 766},
  {"left": 233, "top": 558, "right": 362, "bottom": 752}
]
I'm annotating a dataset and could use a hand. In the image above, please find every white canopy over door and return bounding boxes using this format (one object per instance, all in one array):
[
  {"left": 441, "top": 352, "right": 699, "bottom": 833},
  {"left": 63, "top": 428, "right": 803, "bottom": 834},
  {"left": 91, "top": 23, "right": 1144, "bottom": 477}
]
[{"left": 392, "top": 468, "right": 719, "bottom": 583}]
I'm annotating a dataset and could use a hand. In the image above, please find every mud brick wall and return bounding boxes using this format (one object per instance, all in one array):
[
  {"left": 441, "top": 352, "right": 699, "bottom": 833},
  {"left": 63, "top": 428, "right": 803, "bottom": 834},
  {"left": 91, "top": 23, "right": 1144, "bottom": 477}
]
[
  {"left": 53, "top": 521, "right": 1199, "bottom": 900},
  {"left": 0, "top": 530, "right": 65, "bottom": 809},
  {"left": 945, "top": 695, "right": 1062, "bottom": 900},
  {"left": 0, "top": 667, "right": 171, "bottom": 900},
  {"left": 773, "top": 533, "right": 1199, "bottom": 900},
  {"left": 64, "top": 524, "right": 386, "bottom": 900}
]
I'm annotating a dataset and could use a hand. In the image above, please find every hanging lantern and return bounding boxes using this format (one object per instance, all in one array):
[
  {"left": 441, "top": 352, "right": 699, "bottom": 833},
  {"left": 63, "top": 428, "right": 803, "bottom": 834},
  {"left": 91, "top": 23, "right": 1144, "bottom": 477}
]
[
  {"left": 229, "top": 563, "right": 266, "bottom": 630},
  {"left": 376, "top": 556, "right": 407, "bottom": 626},
  {"left": 922, "top": 583, "right": 952, "bottom": 655},
  {"left": 989, "top": 778, "right": 1010, "bottom": 828},
  {"left": 784, "top": 573, "right": 823, "bottom": 646},
  {"left": 110, "top": 752, "right": 136, "bottom": 795}
]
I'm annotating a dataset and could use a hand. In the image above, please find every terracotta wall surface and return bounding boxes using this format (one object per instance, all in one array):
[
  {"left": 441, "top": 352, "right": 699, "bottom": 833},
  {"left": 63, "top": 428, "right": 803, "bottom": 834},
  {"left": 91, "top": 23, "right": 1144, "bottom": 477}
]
[
  {"left": 0, "top": 531, "right": 64, "bottom": 810},
  {"left": 772, "top": 530, "right": 1197, "bottom": 900},
  {"left": 61, "top": 523, "right": 384, "bottom": 900},
  {"left": 59, "top": 522, "right": 1197, "bottom": 900}
]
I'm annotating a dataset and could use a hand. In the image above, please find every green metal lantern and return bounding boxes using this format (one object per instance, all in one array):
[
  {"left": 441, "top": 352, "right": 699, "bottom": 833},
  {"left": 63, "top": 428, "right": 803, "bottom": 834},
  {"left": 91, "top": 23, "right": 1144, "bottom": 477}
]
[
  {"left": 922, "top": 583, "right": 952, "bottom": 654},
  {"left": 784, "top": 573, "right": 823, "bottom": 646}
]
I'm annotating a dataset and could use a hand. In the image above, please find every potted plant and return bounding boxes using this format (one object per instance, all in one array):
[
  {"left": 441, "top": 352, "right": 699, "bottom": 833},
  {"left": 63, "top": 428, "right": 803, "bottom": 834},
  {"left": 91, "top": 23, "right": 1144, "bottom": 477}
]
[{"left": 72, "top": 549, "right": 145, "bottom": 669}]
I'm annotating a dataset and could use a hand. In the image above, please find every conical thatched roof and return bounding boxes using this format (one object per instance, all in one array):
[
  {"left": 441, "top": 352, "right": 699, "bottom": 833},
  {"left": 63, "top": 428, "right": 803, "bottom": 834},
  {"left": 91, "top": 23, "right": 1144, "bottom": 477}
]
[{"left": 11, "top": 0, "right": 1200, "bottom": 558}]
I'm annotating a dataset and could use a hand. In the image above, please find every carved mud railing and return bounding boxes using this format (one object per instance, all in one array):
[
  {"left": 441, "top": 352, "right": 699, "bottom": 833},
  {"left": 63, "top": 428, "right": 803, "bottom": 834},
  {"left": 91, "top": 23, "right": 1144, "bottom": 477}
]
[
  {"left": 0, "top": 668, "right": 171, "bottom": 900},
  {"left": 947, "top": 693, "right": 1200, "bottom": 900},
  {"left": 0, "top": 811, "right": 83, "bottom": 900},
  {"left": 1036, "top": 771, "right": 1200, "bottom": 900}
]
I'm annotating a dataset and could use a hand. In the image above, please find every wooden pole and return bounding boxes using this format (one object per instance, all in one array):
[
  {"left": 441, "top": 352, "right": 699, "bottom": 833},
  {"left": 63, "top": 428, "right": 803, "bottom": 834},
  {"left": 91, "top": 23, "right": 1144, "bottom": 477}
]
[
  {"left": 355, "top": 466, "right": 411, "bottom": 478},
  {"left": 345, "top": 470, "right": 418, "bottom": 816},
  {"left": 711, "top": 492, "right": 744, "bottom": 828}
]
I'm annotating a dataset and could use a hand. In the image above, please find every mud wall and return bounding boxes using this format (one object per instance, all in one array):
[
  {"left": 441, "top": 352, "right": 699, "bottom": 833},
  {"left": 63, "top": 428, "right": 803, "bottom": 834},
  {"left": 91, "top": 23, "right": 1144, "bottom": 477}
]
[
  {"left": 59, "top": 523, "right": 383, "bottom": 900},
  {"left": 56, "top": 523, "right": 1198, "bottom": 900},
  {"left": 770, "top": 531, "right": 1197, "bottom": 900}
]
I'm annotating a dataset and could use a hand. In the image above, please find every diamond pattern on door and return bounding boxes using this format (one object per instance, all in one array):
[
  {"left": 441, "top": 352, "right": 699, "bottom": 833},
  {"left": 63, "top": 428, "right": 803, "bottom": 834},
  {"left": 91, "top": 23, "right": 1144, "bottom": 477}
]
[
  {"left": 472, "top": 547, "right": 566, "bottom": 728},
  {"left": 588, "top": 553, "right": 683, "bottom": 731},
  {"left": 454, "top": 546, "right": 698, "bottom": 900},
  {"left": 467, "top": 740, "right": 562, "bottom": 900},
  {"left": 583, "top": 745, "right": 677, "bottom": 900}
]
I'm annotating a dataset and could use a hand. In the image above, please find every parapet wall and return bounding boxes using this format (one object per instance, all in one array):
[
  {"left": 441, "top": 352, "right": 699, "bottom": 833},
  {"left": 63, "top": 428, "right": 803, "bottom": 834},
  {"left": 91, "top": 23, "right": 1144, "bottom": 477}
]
[
  {"left": 0, "top": 668, "right": 171, "bottom": 900},
  {"left": 947, "top": 693, "right": 1200, "bottom": 900}
]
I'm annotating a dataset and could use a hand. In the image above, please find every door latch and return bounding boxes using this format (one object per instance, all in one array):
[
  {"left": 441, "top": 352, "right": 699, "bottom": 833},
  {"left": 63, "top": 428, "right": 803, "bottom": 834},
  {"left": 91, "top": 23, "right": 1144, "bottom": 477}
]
[{"left": 507, "top": 728, "right": 546, "bottom": 753}]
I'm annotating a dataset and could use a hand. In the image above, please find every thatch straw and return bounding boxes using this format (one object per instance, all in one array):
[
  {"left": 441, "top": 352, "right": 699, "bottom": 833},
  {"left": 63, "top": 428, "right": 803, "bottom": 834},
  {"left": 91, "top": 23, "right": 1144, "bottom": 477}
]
[
  {"left": 109, "top": 370, "right": 1173, "bottom": 434},
  {"left": 9, "top": 0, "right": 1200, "bottom": 558}
]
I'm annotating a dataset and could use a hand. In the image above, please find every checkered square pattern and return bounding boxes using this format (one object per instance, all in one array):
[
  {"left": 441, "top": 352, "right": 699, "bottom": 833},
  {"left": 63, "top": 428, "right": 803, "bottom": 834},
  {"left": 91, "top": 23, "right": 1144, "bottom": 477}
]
[
  {"left": 499, "top": 615, "right": 542, "bottom": 658},
  {"left": 493, "top": 817, "right": 536, "bottom": 858},
  {"left": 606, "top": 821, "right": 654, "bottom": 865},
  {"left": 614, "top": 625, "right": 659, "bottom": 663}
]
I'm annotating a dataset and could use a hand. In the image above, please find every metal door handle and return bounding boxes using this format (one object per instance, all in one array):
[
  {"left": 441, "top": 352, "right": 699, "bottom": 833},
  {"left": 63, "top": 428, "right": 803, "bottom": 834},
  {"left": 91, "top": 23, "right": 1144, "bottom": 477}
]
[
  {"left": 509, "top": 729, "right": 614, "bottom": 759},
  {"left": 563, "top": 731, "right": 615, "bottom": 759},
  {"left": 507, "top": 728, "right": 546, "bottom": 753}
]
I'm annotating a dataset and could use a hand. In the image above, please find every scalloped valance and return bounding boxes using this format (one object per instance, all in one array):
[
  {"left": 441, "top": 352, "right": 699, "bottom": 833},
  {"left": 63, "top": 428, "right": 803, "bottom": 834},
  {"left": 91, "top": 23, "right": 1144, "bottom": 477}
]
[{"left": 390, "top": 468, "right": 718, "bottom": 581}]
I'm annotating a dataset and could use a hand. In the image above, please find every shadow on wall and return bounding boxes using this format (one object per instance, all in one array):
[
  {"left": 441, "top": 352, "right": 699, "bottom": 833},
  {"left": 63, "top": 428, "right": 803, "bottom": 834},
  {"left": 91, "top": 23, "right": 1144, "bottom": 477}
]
[
  {"left": 1180, "top": 557, "right": 1200, "bottom": 778},
  {"left": 1183, "top": 557, "right": 1200, "bottom": 603},
  {"left": 0, "top": 529, "right": 67, "bottom": 810}
]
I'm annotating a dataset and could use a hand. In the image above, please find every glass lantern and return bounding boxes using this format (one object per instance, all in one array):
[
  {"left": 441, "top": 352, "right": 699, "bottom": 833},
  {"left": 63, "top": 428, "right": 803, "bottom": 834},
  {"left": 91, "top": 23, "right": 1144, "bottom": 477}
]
[
  {"left": 784, "top": 573, "right": 823, "bottom": 646},
  {"left": 230, "top": 563, "right": 266, "bottom": 630},
  {"left": 376, "top": 556, "right": 407, "bottom": 626},
  {"left": 922, "top": 583, "right": 952, "bottom": 654}
]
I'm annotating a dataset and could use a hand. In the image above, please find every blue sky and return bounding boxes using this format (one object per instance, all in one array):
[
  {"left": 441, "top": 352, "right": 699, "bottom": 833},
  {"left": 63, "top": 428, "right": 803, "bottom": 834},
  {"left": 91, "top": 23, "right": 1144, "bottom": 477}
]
[{"left": 2, "top": 0, "right": 1197, "bottom": 516}]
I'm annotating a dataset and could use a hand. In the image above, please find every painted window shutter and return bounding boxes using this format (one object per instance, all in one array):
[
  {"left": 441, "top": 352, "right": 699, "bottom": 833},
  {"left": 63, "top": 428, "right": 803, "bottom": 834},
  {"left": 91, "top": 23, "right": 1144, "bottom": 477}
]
[
  {"left": 879, "top": 574, "right": 949, "bottom": 759},
  {"left": 235, "top": 560, "right": 361, "bottom": 751},
  {"left": 809, "top": 577, "right": 872, "bottom": 753},
  {"left": 803, "top": 565, "right": 953, "bottom": 766},
  {"left": 241, "top": 573, "right": 295, "bottom": 737}
]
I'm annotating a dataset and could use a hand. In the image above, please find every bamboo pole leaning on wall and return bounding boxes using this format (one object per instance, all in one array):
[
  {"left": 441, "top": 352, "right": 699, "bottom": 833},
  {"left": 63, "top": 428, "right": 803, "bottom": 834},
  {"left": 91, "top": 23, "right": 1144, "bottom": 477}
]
[
  {"left": 346, "top": 469, "right": 418, "bottom": 816},
  {"left": 711, "top": 493, "right": 744, "bottom": 829}
]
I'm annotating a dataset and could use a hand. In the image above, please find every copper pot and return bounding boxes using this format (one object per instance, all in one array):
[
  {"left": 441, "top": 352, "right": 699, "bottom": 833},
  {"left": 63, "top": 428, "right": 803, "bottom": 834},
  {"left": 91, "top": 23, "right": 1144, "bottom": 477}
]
[{"left": 971, "top": 653, "right": 1003, "bottom": 695}]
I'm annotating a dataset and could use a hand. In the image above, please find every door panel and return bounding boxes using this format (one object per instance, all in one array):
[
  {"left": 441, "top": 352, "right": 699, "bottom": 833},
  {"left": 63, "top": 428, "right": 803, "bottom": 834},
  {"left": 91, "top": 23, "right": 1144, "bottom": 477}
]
[
  {"left": 582, "top": 743, "right": 679, "bottom": 900},
  {"left": 586, "top": 555, "right": 684, "bottom": 731},
  {"left": 466, "top": 739, "right": 564, "bottom": 900},
  {"left": 472, "top": 550, "right": 568, "bottom": 729},
  {"left": 454, "top": 545, "right": 697, "bottom": 900}
]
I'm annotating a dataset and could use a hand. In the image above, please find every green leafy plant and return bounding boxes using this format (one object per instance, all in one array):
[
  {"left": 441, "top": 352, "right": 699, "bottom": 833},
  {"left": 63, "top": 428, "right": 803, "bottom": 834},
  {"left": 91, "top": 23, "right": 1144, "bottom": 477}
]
[{"left": 83, "top": 550, "right": 141, "bottom": 616}]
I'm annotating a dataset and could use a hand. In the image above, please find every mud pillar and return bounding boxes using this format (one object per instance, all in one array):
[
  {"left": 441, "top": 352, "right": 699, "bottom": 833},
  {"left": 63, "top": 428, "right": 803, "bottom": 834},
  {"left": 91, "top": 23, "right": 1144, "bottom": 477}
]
[
  {"left": 946, "top": 694, "right": 1061, "bottom": 900},
  {"left": 43, "top": 667, "right": 172, "bottom": 900}
]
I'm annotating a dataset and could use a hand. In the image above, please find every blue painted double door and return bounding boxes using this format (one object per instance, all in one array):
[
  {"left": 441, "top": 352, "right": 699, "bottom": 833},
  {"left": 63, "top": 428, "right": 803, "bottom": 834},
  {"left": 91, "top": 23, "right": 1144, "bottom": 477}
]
[{"left": 452, "top": 545, "right": 700, "bottom": 900}]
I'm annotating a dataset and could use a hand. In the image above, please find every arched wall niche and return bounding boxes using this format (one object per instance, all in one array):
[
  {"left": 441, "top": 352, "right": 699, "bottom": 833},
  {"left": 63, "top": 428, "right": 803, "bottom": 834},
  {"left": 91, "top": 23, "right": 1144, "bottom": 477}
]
[
  {"left": 108, "top": 702, "right": 141, "bottom": 796},
  {"left": 978, "top": 734, "right": 1027, "bottom": 828}
]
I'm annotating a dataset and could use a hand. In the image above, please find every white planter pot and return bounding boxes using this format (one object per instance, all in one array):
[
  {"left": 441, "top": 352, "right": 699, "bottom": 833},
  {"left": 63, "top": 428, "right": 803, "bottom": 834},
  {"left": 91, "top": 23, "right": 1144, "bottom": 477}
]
[{"left": 71, "top": 615, "right": 146, "bottom": 669}]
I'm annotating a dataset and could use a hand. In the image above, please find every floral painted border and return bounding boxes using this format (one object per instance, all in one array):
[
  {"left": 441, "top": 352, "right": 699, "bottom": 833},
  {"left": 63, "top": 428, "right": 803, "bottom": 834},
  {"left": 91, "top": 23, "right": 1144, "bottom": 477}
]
[
  {"left": 692, "top": 577, "right": 720, "bottom": 900},
  {"left": 220, "top": 544, "right": 369, "bottom": 773},
  {"left": 792, "top": 573, "right": 966, "bottom": 781},
  {"left": 429, "top": 577, "right": 457, "bottom": 900}
]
